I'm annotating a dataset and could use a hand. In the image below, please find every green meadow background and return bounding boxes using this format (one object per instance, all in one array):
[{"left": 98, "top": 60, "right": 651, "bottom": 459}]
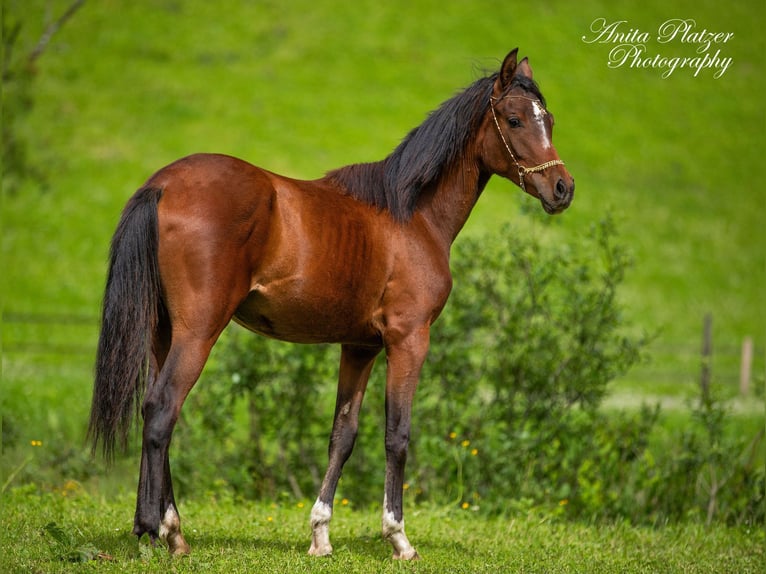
[{"left": 1, "top": 0, "right": 764, "bottom": 570}]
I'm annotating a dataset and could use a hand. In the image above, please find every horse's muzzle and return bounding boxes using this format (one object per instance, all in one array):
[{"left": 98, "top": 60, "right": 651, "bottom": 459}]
[{"left": 541, "top": 177, "right": 574, "bottom": 214}]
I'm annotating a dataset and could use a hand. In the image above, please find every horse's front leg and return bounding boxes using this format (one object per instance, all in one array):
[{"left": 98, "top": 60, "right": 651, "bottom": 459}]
[
  {"left": 381, "top": 326, "right": 430, "bottom": 560},
  {"left": 309, "top": 344, "right": 380, "bottom": 556}
]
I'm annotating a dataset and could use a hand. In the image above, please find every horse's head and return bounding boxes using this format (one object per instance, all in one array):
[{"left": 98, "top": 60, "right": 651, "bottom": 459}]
[{"left": 482, "top": 49, "right": 574, "bottom": 214}]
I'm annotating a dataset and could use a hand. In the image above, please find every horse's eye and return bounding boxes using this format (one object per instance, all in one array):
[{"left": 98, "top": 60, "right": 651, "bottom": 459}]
[{"left": 508, "top": 117, "right": 522, "bottom": 128}]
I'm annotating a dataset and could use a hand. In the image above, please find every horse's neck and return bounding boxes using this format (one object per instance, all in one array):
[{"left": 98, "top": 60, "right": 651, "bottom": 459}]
[{"left": 416, "top": 157, "right": 489, "bottom": 245}]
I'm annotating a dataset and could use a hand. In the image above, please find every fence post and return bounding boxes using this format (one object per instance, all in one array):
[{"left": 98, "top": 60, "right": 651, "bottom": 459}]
[
  {"left": 739, "top": 337, "right": 753, "bottom": 395},
  {"left": 700, "top": 314, "right": 712, "bottom": 401}
]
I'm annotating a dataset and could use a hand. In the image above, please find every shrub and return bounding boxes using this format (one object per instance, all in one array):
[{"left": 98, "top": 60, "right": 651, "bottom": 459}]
[
  {"left": 400, "top": 217, "right": 650, "bottom": 513},
  {"left": 644, "top": 389, "right": 765, "bottom": 526},
  {"left": 173, "top": 338, "right": 337, "bottom": 500}
]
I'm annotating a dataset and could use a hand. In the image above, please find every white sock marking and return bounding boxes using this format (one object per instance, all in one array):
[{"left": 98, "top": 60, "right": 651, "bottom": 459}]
[
  {"left": 309, "top": 499, "right": 333, "bottom": 556},
  {"left": 158, "top": 504, "right": 180, "bottom": 541},
  {"left": 382, "top": 494, "right": 417, "bottom": 559}
]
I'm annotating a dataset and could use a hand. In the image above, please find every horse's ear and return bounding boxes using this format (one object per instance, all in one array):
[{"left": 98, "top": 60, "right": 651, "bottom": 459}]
[
  {"left": 515, "top": 57, "right": 534, "bottom": 81},
  {"left": 498, "top": 48, "right": 519, "bottom": 89}
]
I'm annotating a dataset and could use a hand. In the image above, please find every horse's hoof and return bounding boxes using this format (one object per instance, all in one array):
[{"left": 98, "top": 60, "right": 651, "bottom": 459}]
[
  {"left": 393, "top": 548, "right": 420, "bottom": 560},
  {"left": 167, "top": 536, "right": 191, "bottom": 556},
  {"left": 308, "top": 543, "right": 333, "bottom": 557}
]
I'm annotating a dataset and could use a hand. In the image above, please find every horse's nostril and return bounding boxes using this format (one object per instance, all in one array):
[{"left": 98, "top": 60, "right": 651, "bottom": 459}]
[{"left": 555, "top": 178, "right": 568, "bottom": 200}]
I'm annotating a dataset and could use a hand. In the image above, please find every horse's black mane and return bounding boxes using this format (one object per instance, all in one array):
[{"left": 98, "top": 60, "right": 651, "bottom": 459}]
[{"left": 326, "top": 71, "right": 545, "bottom": 221}]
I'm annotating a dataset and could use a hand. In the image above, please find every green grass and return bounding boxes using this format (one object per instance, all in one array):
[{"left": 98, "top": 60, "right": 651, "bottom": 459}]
[{"left": 2, "top": 487, "right": 763, "bottom": 573}]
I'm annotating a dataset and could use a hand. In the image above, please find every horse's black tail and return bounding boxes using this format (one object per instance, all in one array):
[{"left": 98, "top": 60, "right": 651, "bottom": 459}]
[{"left": 88, "top": 186, "right": 163, "bottom": 462}]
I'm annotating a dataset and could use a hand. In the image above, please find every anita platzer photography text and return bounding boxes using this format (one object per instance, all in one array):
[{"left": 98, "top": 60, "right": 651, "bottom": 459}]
[{"left": 582, "top": 18, "right": 734, "bottom": 78}]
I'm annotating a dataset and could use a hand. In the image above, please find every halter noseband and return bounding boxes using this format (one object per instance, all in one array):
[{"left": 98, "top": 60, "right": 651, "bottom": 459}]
[{"left": 489, "top": 95, "right": 564, "bottom": 192}]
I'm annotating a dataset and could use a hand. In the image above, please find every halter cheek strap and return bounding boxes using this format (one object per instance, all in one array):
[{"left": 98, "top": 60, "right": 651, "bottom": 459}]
[{"left": 489, "top": 96, "right": 564, "bottom": 193}]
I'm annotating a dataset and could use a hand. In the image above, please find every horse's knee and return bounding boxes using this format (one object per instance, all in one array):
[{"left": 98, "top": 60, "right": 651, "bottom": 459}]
[
  {"left": 384, "top": 428, "right": 410, "bottom": 465},
  {"left": 330, "top": 414, "right": 359, "bottom": 460}
]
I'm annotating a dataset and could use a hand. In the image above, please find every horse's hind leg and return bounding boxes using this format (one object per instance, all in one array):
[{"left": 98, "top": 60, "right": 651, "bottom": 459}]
[
  {"left": 133, "top": 318, "right": 191, "bottom": 554},
  {"left": 146, "top": 320, "right": 190, "bottom": 554},
  {"left": 134, "top": 330, "right": 219, "bottom": 554},
  {"left": 145, "top": 317, "right": 189, "bottom": 553},
  {"left": 309, "top": 345, "right": 380, "bottom": 556},
  {"left": 157, "top": 454, "right": 188, "bottom": 554}
]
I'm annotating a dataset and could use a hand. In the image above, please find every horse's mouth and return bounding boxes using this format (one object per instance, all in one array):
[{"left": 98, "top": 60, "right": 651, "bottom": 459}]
[{"left": 541, "top": 195, "right": 572, "bottom": 215}]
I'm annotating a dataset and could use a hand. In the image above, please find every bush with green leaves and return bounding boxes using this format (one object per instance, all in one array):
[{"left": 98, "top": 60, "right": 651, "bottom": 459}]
[
  {"left": 174, "top": 338, "right": 338, "bottom": 501},
  {"left": 399, "top": 217, "right": 649, "bottom": 512},
  {"left": 643, "top": 389, "right": 765, "bottom": 526}
]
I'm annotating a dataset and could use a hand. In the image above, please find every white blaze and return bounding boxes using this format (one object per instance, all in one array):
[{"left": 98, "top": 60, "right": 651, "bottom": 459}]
[{"left": 531, "top": 100, "right": 552, "bottom": 150}]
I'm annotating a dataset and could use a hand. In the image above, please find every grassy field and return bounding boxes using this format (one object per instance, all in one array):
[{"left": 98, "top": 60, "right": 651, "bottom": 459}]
[
  {"left": 2, "top": 487, "right": 763, "bottom": 573},
  {"left": 2, "top": 0, "right": 764, "bottom": 569}
]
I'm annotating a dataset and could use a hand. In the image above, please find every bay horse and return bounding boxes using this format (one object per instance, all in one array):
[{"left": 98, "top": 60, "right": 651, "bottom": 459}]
[{"left": 88, "top": 48, "right": 574, "bottom": 559}]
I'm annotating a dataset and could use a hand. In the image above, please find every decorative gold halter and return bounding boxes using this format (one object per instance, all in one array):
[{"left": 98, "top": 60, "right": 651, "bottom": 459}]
[{"left": 489, "top": 95, "right": 564, "bottom": 192}]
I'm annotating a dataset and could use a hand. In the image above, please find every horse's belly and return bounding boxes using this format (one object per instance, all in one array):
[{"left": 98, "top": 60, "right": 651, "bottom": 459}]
[{"left": 232, "top": 281, "right": 382, "bottom": 346}]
